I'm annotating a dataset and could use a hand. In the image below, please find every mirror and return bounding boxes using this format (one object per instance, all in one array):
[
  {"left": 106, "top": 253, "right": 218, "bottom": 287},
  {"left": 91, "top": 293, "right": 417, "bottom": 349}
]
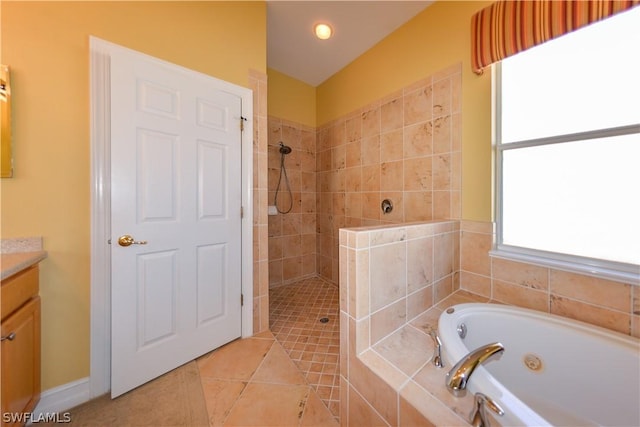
[{"left": 1, "top": 65, "right": 12, "bottom": 178}]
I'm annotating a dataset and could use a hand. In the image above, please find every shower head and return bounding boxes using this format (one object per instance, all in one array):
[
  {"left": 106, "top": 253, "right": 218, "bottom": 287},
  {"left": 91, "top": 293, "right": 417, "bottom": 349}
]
[{"left": 279, "top": 142, "right": 292, "bottom": 155}]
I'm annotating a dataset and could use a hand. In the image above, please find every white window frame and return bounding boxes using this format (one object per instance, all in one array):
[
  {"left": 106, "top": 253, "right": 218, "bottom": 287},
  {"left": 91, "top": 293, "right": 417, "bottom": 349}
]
[{"left": 492, "top": 63, "right": 640, "bottom": 284}]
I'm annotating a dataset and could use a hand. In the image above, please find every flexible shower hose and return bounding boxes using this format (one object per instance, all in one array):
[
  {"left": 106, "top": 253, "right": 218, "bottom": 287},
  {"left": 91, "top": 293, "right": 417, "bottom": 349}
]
[{"left": 274, "top": 151, "right": 293, "bottom": 214}]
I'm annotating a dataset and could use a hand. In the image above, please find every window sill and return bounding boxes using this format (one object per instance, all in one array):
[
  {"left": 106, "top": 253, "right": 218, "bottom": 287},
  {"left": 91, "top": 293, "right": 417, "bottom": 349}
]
[{"left": 490, "top": 247, "right": 640, "bottom": 286}]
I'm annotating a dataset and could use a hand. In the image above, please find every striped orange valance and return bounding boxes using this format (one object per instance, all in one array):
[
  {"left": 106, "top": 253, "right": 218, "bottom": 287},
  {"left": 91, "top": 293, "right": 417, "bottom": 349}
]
[{"left": 471, "top": 0, "right": 640, "bottom": 74}]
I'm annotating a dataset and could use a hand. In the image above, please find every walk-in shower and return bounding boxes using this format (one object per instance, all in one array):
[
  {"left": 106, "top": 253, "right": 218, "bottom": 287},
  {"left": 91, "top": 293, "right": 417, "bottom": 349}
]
[{"left": 274, "top": 142, "right": 293, "bottom": 214}]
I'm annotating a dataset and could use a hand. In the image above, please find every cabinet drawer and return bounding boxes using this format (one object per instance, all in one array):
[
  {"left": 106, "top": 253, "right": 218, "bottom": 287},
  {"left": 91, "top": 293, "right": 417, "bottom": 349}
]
[{"left": 1, "top": 266, "right": 39, "bottom": 320}]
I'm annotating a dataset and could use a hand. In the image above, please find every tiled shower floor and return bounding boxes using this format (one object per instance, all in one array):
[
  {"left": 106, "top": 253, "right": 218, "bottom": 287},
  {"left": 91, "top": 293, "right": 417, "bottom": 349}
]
[{"left": 269, "top": 276, "right": 341, "bottom": 421}]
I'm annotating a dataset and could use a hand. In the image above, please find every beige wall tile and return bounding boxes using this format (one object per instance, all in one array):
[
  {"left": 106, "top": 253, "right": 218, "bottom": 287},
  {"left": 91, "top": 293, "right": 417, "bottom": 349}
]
[
  {"left": 492, "top": 257, "right": 549, "bottom": 291},
  {"left": 460, "top": 230, "right": 491, "bottom": 276},
  {"left": 362, "top": 192, "right": 381, "bottom": 221},
  {"left": 355, "top": 318, "right": 370, "bottom": 356},
  {"left": 433, "top": 275, "right": 454, "bottom": 304},
  {"left": 400, "top": 380, "right": 468, "bottom": 427},
  {"left": 345, "top": 115, "right": 361, "bottom": 144},
  {"left": 407, "top": 285, "right": 434, "bottom": 321},
  {"left": 347, "top": 383, "right": 389, "bottom": 427},
  {"left": 282, "top": 256, "right": 303, "bottom": 281},
  {"left": 370, "top": 242, "right": 407, "bottom": 311},
  {"left": 433, "top": 232, "right": 455, "bottom": 280},
  {"left": 380, "top": 161, "right": 404, "bottom": 192},
  {"left": 269, "top": 259, "right": 283, "bottom": 285},
  {"left": 404, "top": 86, "right": 433, "bottom": 126},
  {"left": 432, "top": 154, "right": 451, "bottom": 191},
  {"left": 399, "top": 394, "right": 435, "bottom": 427},
  {"left": 340, "top": 312, "right": 349, "bottom": 378},
  {"left": 403, "top": 192, "right": 433, "bottom": 222},
  {"left": 282, "top": 235, "right": 302, "bottom": 258},
  {"left": 432, "top": 77, "right": 451, "bottom": 117},
  {"left": 432, "top": 116, "right": 451, "bottom": 155},
  {"left": 380, "top": 129, "right": 404, "bottom": 162},
  {"left": 407, "top": 237, "right": 434, "bottom": 293},
  {"left": 433, "top": 191, "right": 451, "bottom": 220},
  {"left": 369, "top": 227, "right": 406, "bottom": 246},
  {"left": 359, "top": 350, "right": 409, "bottom": 391},
  {"left": 403, "top": 157, "right": 432, "bottom": 191},
  {"left": 381, "top": 97, "right": 403, "bottom": 132},
  {"left": 493, "top": 279, "right": 548, "bottom": 312},
  {"left": 403, "top": 122, "right": 433, "bottom": 158},
  {"left": 361, "top": 107, "right": 381, "bottom": 139},
  {"left": 551, "top": 295, "right": 630, "bottom": 334},
  {"left": 354, "top": 249, "right": 370, "bottom": 320},
  {"left": 371, "top": 299, "right": 407, "bottom": 345},
  {"left": 362, "top": 164, "right": 381, "bottom": 192},
  {"left": 314, "top": 67, "right": 461, "bottom": 288},
  {"left": 460, "top": 219, "right": 493, "bottom": 233},
  {"left": 460, "top": 271, "right": 491, "bottom": 298},
  {"left": 550, "top": 270, "right": 631, "bottom": 312},
  {"left": 348, "top": 357, "right": 397, "bottom": 426}
]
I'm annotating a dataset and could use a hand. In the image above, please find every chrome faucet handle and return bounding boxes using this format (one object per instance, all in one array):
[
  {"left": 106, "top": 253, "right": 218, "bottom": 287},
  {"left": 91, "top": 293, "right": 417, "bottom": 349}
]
[
  {"left": 429, "top": 331, "right": 444, "bottom": 368},
  {"left": 446, "top": 342, "right": 504, "bottom": 396},
  {"left": 470, "top": 393, "right": 504, "bottom": 427}
]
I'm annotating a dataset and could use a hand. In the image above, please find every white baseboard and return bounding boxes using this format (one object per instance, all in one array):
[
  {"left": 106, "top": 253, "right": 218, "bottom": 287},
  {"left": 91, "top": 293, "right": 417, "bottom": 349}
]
[{"left": 33, "top": 377, "right": 92, "bottom": 416}]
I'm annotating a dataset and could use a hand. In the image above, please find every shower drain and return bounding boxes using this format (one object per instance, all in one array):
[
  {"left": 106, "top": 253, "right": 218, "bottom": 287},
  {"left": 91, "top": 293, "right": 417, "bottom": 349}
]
[{"left": 319, "top": 317, "right": 330, "bottom": 323}]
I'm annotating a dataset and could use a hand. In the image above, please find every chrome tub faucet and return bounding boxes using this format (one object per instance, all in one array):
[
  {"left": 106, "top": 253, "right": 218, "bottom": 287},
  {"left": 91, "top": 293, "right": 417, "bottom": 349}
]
[
  {"left": 445, "top": 342, "right": 505, "bottom": 396},
  {"left": 470, "top": 392, "right": 505, "bottom": 427}
]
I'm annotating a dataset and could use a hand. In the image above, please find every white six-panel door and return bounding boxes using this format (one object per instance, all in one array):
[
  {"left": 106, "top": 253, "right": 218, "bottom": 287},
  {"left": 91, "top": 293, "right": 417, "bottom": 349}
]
[{"left": 109, "top": 47, "right": 243, "bottom": 397}]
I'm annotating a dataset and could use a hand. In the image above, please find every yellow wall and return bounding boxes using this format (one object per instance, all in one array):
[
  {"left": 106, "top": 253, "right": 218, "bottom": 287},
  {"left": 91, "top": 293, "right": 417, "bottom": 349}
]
[
  {"left": 317, "top": 1, "right": 493, "bottom": 221},
  {"left": 267, "top": 68, "right": 316, "bottom": 128},
  {"left": 0, "top": 1, "right": 266, "bottom": 391}
]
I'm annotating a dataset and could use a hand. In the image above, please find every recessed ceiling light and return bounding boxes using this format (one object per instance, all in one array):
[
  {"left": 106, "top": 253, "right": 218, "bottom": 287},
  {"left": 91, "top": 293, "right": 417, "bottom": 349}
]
[{"left": 314, "top": 23, "right": 333, "bottom": 40}]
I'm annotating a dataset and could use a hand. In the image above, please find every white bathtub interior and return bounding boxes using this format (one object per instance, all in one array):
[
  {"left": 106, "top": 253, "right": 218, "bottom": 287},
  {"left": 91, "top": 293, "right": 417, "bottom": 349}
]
[{"left": 439, "top": 303, "right": 640, "bottom": 427}]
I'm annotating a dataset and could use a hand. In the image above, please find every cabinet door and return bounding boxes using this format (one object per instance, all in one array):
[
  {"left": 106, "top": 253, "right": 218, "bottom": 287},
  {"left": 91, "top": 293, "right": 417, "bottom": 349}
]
[{"left": 1, "top": 297, "right": 41, "bottom": 424}]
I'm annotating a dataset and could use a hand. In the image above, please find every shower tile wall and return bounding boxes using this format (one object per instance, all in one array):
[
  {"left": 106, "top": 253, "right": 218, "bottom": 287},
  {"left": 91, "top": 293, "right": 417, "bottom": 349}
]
[
  {"left": 250, "top": 69, "right": 270, "bottom": 332},
  {"left": 267, "top": 117, "right": 317, "bottom": 288},
  {"left": 316, "top": 64, "right": 462, "bottom": 284}
]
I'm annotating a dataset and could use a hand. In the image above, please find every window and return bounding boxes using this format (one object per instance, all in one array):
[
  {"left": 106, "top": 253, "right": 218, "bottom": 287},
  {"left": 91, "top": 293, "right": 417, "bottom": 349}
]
[{"left": 495, "top": 6, "right": 640, "bottom": 281}]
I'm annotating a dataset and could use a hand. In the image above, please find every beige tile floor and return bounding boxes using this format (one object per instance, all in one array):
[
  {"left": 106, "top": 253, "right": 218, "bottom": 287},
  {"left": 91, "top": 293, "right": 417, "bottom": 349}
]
[
  {"left": 269, "top": 277, "right": 340, "bottom": 421},
  {"left": 46, "top": 277, "right": 340, "bottom": 427},
  {"left": 197, "top": 330, "right": 338, "bottom": 426}
]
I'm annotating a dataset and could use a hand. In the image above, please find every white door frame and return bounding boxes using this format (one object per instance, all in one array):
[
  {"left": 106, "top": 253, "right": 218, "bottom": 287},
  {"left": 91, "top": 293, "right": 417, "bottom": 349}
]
[{"left": 88, "top": 37, "right": 253, "bottom": 398}]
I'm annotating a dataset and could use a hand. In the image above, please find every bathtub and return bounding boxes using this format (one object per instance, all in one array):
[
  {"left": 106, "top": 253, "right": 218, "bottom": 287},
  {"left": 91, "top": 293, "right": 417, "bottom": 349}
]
[{"left": 438, "top": 303, "right": 640, "bottom": 427}]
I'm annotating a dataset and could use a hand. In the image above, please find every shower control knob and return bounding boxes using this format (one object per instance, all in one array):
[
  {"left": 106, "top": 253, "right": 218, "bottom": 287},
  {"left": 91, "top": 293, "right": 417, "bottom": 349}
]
[{"left": 381, "top": 199, "right": 393, "bottom": 214}]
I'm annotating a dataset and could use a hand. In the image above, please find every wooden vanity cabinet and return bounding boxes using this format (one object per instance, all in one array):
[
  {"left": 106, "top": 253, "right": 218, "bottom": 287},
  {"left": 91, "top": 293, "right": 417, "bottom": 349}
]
[{"left": 1, "top": 266, "right": 41, "bottom": 426}]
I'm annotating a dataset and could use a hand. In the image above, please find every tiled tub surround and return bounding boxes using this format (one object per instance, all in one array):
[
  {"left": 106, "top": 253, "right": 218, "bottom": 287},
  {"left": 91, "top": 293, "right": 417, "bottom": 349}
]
[
  {"left": 339, "top": 221, "right": 640, "bottom": 426},
  {"left": 459, "top": 220, "right": 640, "bottom": 338},
  {"left": 317, "top": 64, "right": 462, "bottom": 285},
  {"left": 339, "top": 221, "right": 469, "bottom": 426},
  {"left": 267, "top": 117, "right": 317, "bottom": 288}
]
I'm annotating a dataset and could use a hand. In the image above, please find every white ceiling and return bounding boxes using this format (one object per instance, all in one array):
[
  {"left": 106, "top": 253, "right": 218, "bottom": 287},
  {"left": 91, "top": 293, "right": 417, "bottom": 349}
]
[{"left": 267, "top": 1, "right": 433, "bottom": 87}]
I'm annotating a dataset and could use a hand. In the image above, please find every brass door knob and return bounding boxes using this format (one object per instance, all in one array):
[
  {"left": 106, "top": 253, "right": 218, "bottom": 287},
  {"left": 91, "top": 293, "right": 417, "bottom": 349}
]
[{"left": 118, "top": 235, "right": 148, "bottom": 247}]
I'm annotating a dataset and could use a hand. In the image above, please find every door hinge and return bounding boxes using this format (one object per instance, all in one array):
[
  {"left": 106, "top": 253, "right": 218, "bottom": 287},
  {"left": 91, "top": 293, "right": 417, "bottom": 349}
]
[
  {"left": 240, "top": 116, "right": 247, "bottom": 132},
  {"left": 241, "top": 294, "right": 244, "bottom": 306},
  {"left": 240, "top": 206, "right": 244, "bottom": 218}
]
